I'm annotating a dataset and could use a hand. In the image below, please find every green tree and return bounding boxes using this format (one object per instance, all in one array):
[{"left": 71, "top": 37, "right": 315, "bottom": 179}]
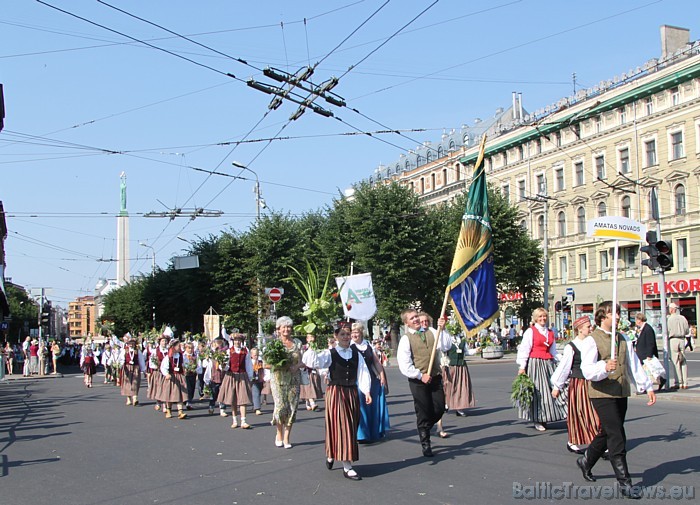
[
  {"left": 6, "top": 284, "right": 38, "bottom": 343},
  {"left": 102, "top": 279, "right": 150, "bottom": 336}
]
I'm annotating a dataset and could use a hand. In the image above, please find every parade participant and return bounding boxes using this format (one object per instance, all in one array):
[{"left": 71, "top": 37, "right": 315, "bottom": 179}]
[
  {"left": 102, "top": 343, "right": 115, "bottom": 384},
  {"left": 218, "top": 334, "right": 254, "bottom": 429},
  {"left": 197, "top": 341, "right": 208, "bottom": 399},
  {"left": 80, "top": 343, "right": 97, "bottom": 388},
  {"left": 249, "top": 347, "right": 265, "bottom": 415},
  {"left": 268, "top": 316, "right": 303, "bottom": 449},
  {"left": 303, "top": 325, "right": 372, "bottom": 480},
  {"left": 300, "top": 334, "right": 323, "bottom": 412},
  {"left": 550, "top": 316, "right": 600, "bottom": 454},
  {"left": 202, "top": 336, "right": 227, "bottom": 416},
  {"left": 160, "top": 340, "right": 188, "bottom": 419},
  {"left": 350, "top": 322, "right": 390, "bottom": 443},
  {"left": 667, "top": 302, "right": 689, "bottom": 389},
  {"left": 516, "top": 307, "right": 567, "bottom": 431},
  {"left": 397, "top": 308, "right": 453, "bottom": 457},
  {"left": 119, "top": 337, "right": 146, "bottom": 406},
  {"left": 576, "top": 301, "right": 656, "bottom": 499},
  {"left": 150, "top": 335, "right": 170, "bottom": 412},
  {"left": 182, "top": 342, "right": 197, "bottom": 410}
]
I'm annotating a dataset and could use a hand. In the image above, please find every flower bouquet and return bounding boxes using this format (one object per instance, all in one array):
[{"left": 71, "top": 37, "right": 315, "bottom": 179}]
[
  {"left": 202, "top": 384, "right": 212, "bottom": 398},
  {"left": 308, "top": 334, "right": 329, "bottom": 352},
  {"left": 511, "top": 373, "right": 535, "bottom": 411},
  {"left": 150, "top": 353, "right": 162, "bottom": 370},
  {"left": 211, "top": 350, "right": 228, "bottom": 369},
  {"left": 184, "top": 360, "right": 198, "bottom": 375},
  {"left": 263, "top": 339, "right": 289, "bottom": 371},
  {"left": 285, "top": 260, "right": 340, "bottom": 336}
]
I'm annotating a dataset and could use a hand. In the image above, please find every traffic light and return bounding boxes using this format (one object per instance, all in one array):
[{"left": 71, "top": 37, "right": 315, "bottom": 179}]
[
  {"left": 40, "top": 304, "right": 50, "bottom": 327},
  {"left": 561, "top": 296, "right": 570, "bottom": 311},
  {"left": 641, "top": 231, "right": 660, "bottom": 272},
  {"left": 656, "top": 239, "right": 673, "bottom": 271}
]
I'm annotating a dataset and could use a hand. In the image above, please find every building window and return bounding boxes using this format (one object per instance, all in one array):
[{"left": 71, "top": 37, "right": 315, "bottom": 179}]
[
  {"left": 595, "top": 116, "right": 602, "bottom": 133},
  {"left": 621, "top": 196, "right": 631, "bottom": 218},
  {"left": 417, "top": 155, "right": 425, "bottom": 166},
  {"left": 644, "top": 139, "right": 657, "bottom": 167},
  {"left": 595, "top": 155, "right": 605, "bottom": 180},
  {"left": 579, "top": 253, "right": 588, "bottom": 281},
  {"left": 670, "top": 131, "right": 684, "bottom": 160},
  {"left": 645, "top": 97, "right": 653, "bottom": 115},
  {"left": 554, "top": 131, "right": 561, "bottom": 147},
  {"left": 520, "top": 219, "right": 527, "bottom": 231},
  {"left": 535, "top": 138, "right": 542, "bottom": 154},
  {"left": 442, "top": 168, "right": 448, "bottom": 187},
  {"left": 675, "top": 184, "right": 686, "bottom": 215},
  {"left": 577, "top": 206, "right": 586, "bottom": 234},
  {"left": 670, "top": 86, "right": 680, "bottom": 106},
  {"left": 558, "top": 211, "right": 566, "bottom": 237},
  {"left": 600, "top": 250, "right": 610, "bottom": 280},
  {"left": 536, "top": 174, "right": 546, "bottom": 195},
  {"left": 619, "top": 107, "right": 626, "bottom": 125},
  {"left": 406, "top": 160, "right": 411, "bottom": 171},
  {"left": 559, "top": 256, "right": 568, "bottom": 284},
  {"left": 555, "top": 167, "right": 565, "bottom": 191},
  {"left": 597, "top": 201, "right": 607, "bottom": 217},
  {"left": 518, "top": 145, "right": 524, "bottom": 161},
  {"left": 427, "top": 151, "right": 433, "bottom": 163},
  {"left": 437, "top": 146, "right": 444, "bottom": 159},
  {"left": 502, "top": 184, "right": 510, "bottom": 202},
  {"left": 518, "top": 180, "right": 526, "bottom": 201},
  {"left": 624, "top": 246, "right": 637, "bottom": 278},
  {"left": 420, "top": 178, "right": 425, "bottom": 194},
  {"left": 449, "top": 140, "right": 455, "bottom": 151},
  {"left": 537, "top": 215, "right": 545, "bottom": 239},
  {"left": 677, "top": 238, "right": 688, "bottom": 272},
  {"left": 619, "top": 147, "right": 630, "bottom": 174},
  {"left": 574, "top": 161, "right": 584, "bottom": 186},
  {"left": 410, "top": 181, "right": 414, "bottom": 192},
  {"left": 431, "top": 173, "right": 436, "bottom": 191}
]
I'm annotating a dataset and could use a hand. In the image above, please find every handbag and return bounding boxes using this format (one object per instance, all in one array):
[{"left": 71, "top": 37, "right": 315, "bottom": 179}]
[{"left": 643, "top": 356, "right": 666, "bottom": 380}]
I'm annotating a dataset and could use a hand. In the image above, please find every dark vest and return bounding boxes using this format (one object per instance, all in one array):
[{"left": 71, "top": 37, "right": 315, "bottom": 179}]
[
  {"left": 447, "top": 340, "right": 467, "bottom": 366},
  {"left": 588, "top": 328, "right": 630, "bottom": 398},
  {"left": 169, "top": 353, "right": 183, "bottom": 376},
  {"left": 229, "top": 348, "right": 247, "bottom": 373},
  {"left": 125, "top": 350, "right": 138, "bottom": 366},
  {"left": 328, "top": 346, "right": 359, "bottom": 387},
  {"left": 567, "top": 342, "right": 584, "bottom": 379},
  {"left": 407, "top": 329, "right": 441, "bottom": 376}
]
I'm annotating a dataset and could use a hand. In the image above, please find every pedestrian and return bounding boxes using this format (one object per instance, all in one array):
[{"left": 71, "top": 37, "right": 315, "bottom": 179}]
[
  {"left": 576, "top": 301, "right": 656, "bottom": 499},
  {"left": 508, "top": 324, "right": 517, "bottom": 351},
  {"left": 634, "top": 312, "right": 665, "bottom": 391},
  {"left": 516, "top": 308, "right": 567, "bottom": 431},
  {"left": 119, "top": 337, "right": 146, "bottom": 406},
  {"left": 160, "top": 339, "right": 188, "bottom": 420},
  {"left": 80, "top": 343, "right": 97, "bottom": 388},
  {"left": 397, "top": 308, "right": 453, "bottom": 457},
  {"left": 268, "top": 316, "right": 303, "bottom": 449},
  {"left": 667, "top": 302, "right": 689, "bottom": 389},
  {"left": 29, "top": 339, "right": 39, "bottom": 375},
  {"left": 51, "top": 340, "right": 61, "bottom": 374},
  {"left": 686, "top": 324, "right": 695, "bottom": 352},
  {"left": 218, "top": 334, "right": 254, "bottom": 429},
  {"left": 5, "top": 341, "right": 14, "bottom": 375},
  {"left": 550, "top": 316, "right": 600, "bottom": 454},
  {"left": 303, "top": 325, "right": 372, "bottom": 480},
  {"left": 350, "top": 322, "right": 390, "bottom": 443},
  {"left": 249, "top": 347, "right": 265, "bottom": 416}
]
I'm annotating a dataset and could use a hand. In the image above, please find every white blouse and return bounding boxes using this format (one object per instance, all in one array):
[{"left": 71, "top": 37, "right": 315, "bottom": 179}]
[{"left": 302, "top": 345, "right": 371, "bottom": 396}]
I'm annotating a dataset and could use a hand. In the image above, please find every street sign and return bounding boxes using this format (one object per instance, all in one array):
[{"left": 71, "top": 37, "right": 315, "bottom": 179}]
[
  {"left": 0, "top": 321, "right": 8, "bottom": 330},
  {"left": 267, "top": 287, "right": 283, "bottom": 303},
  {"left": 566, "top": 287, "right": 574, "bottom": 296}
]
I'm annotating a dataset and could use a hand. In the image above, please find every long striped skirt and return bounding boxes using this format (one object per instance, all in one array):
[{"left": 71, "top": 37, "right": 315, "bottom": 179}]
[
  {"left": 567, "top": 377, "right": 600, "bottom": 445},
  {"left": 444, "top": 365, "right": 475, "bottom": 410},
  {"left": 325, "top": 384, "right": 360, "bottom": 462},
  {"left": 519, "top": 357, "right": 567, "bottom": 423},
  {"left": 120, "top": 363, "right": 141, "bottom": 396}
]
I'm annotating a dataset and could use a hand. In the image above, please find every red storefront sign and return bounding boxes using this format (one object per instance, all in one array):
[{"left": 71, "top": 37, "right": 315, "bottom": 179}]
[
  {"left": 500, "top": 292, "right": 523, "bottom": 301},
  {"left": 642, "top": 278, "right": 700, "bottom": 296}
]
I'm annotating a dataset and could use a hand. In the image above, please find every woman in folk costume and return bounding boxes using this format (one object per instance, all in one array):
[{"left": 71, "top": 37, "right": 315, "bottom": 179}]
[
  {"left": 300, "top": 334, "right": 323, "bottom": 412},
  {"left": 182, "top": 342, "right": 198, "bottom": 410},
  {"left": 159, "top": 340, "right": 188, "bottom": 419},
  {"left": 202, "top": 336, "right": 227, "bottom": 416},
  {"left": 443, "top": 333, "right": 480, "bottom": 418},
  {"left": 350, "top": 322, "right": 390, "bottom": 443},
  {"left": 119, "top": 337, "right": 146, "bottom": 406},
  {"left": 303, "top": 325, "right": 372, "bottom": 481},
  {"left": 102, "top": 342, "right": 114, "bottom": 384},
  {"left": 218, "top": 334, "right": 254, "bottom": 429},
  {"left": 149, "top": 335, "right": 170, "bottom": 412},
  {"left": 80, "top": 342, "right": 97, "bottom": 388},
  {"left": 516, "top": 307, "right": 567, "bottom": 431},
  {"left": 551, "top": 316, "right": 600, "bottom": 454}
]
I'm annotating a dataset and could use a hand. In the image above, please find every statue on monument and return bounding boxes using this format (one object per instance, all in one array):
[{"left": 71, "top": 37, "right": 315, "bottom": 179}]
[{"left": 120, "top": 172, "right": 127, "bottom": 212}]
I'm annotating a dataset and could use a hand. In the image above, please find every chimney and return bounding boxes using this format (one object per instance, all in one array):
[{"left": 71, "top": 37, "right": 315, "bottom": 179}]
[
  {"left": 660, "top": 25, "right": 689, "bottom": 60},
  {"left": 518, "top": 92, "right": 524, "bottom": 120},
  {"left": 512, "top": 92, "right": 517, "bottom": 120}
]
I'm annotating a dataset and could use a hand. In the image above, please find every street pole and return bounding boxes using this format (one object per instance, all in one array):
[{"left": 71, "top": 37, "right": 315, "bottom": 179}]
[
  {"left": 650, "top": 188, "right": 670, "bottom": 391},
  {"left": 232, "top": 161, "right": 264, "bottom": 345},
  {"left": 140, "top": 243, "right": 157, "bottom": 329}
]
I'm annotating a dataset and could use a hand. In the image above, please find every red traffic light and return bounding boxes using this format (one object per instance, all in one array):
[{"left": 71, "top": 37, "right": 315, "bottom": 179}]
[{"left": 655, "top": 240, "right": 671, "bottom": 254}]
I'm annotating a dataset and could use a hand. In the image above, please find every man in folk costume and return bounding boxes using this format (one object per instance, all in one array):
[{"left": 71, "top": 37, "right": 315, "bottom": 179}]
[
  {"left": 397, "top": 308, "right": 453, "bottom": 457},
  {"left": 118, "top": 337, "right": 146, "bottom": 406},
  {"left": 577, "top": 301, "right": 656, "bottom": 499}
]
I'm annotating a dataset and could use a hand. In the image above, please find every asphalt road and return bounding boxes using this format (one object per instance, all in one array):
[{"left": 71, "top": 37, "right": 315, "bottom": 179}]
[{"left": 1, "top": 359, "right": 698, "bottom": 505}]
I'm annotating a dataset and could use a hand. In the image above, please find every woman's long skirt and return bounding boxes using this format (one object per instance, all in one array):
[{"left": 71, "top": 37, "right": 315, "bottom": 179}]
[
  {"left": 147, "top": 370, "right": 163, "bottom": 400},
  {"left": 357, "top": 376, "right": 390, "bottom": 442},
  {"left": 160, "top": 373, "right": 187, "bottom": 403},
  {"left": 218, "top": 372, "right": 252, "bottom": 407},
  {"left": 518, "top": 357, "right": 567, "bottom": 423},
  {"left": 300, "top": 370, "right": 324, "bottom": 400},
  {"left": 567, "top": 377, "right": 600, "bottom": 445},
  {"left": 270, "top": 368, "right": 301, "bottom": 426},
  {"left": 444, "top": 364, "right": 476, "bottom": 410},
  {"left": 120, "top": 364, "right": 141, "bottom": 396},
  {"left": 325, "top": 384, "right": 360, "bottom": 462}
]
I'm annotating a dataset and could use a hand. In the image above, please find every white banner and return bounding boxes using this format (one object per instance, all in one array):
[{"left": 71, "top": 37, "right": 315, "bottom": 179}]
[{"left": 335, "top": 273, "right": 377, "bottom": 321}]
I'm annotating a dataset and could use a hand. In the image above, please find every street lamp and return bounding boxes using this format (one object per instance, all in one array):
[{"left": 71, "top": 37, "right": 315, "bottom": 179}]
[
  {"left": 139, "top": 242, "right": 157, "bottom": 329},
  {"left": 232, "top": 161, "right": 265, "bottom": 343}
]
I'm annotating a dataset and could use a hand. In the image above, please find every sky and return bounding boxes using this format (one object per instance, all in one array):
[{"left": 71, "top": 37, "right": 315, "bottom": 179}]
[{"left": 1, "top": 0, "right": 697, "bottom": 308}]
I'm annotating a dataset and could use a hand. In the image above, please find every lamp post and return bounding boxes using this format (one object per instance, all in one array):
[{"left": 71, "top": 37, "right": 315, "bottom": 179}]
[
  {"left": 232, "top": 161, "right": 265, "bottom": 344},
  {"left": 139, "top": 242, "right": 157, "bottom": 329}
]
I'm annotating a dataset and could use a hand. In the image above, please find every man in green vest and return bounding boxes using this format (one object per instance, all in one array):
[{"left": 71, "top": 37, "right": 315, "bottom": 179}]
[
  {"left": 397, "top": 308, "right": 453, "bottom": 457},
  {"left": 577, "top": 301, "right": 656, "bottom": 499}
]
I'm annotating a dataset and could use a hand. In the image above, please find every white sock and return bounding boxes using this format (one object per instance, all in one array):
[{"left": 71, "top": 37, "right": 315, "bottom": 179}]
[
  {"left": 342, "top": 461, "right": 352, "bottom": 471},
  {"left": 241, "top": 417, "right": 246, "bottom": 423}
]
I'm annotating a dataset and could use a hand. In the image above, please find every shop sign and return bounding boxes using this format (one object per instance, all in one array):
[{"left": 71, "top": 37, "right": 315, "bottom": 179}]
[
  {"left": 642, "top": 278, "right": 700, "bottom": 295},
  {"left": 499, "top": 292, "right": 523, "bottom": 301},
  {"left": 586, "top": 216, "right": 646, "bottom": 242}
]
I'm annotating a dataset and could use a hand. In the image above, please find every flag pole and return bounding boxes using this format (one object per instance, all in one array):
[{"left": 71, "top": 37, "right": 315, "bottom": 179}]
[{"left": 427, "top": 289, "right": 451, "bottom": 377}]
